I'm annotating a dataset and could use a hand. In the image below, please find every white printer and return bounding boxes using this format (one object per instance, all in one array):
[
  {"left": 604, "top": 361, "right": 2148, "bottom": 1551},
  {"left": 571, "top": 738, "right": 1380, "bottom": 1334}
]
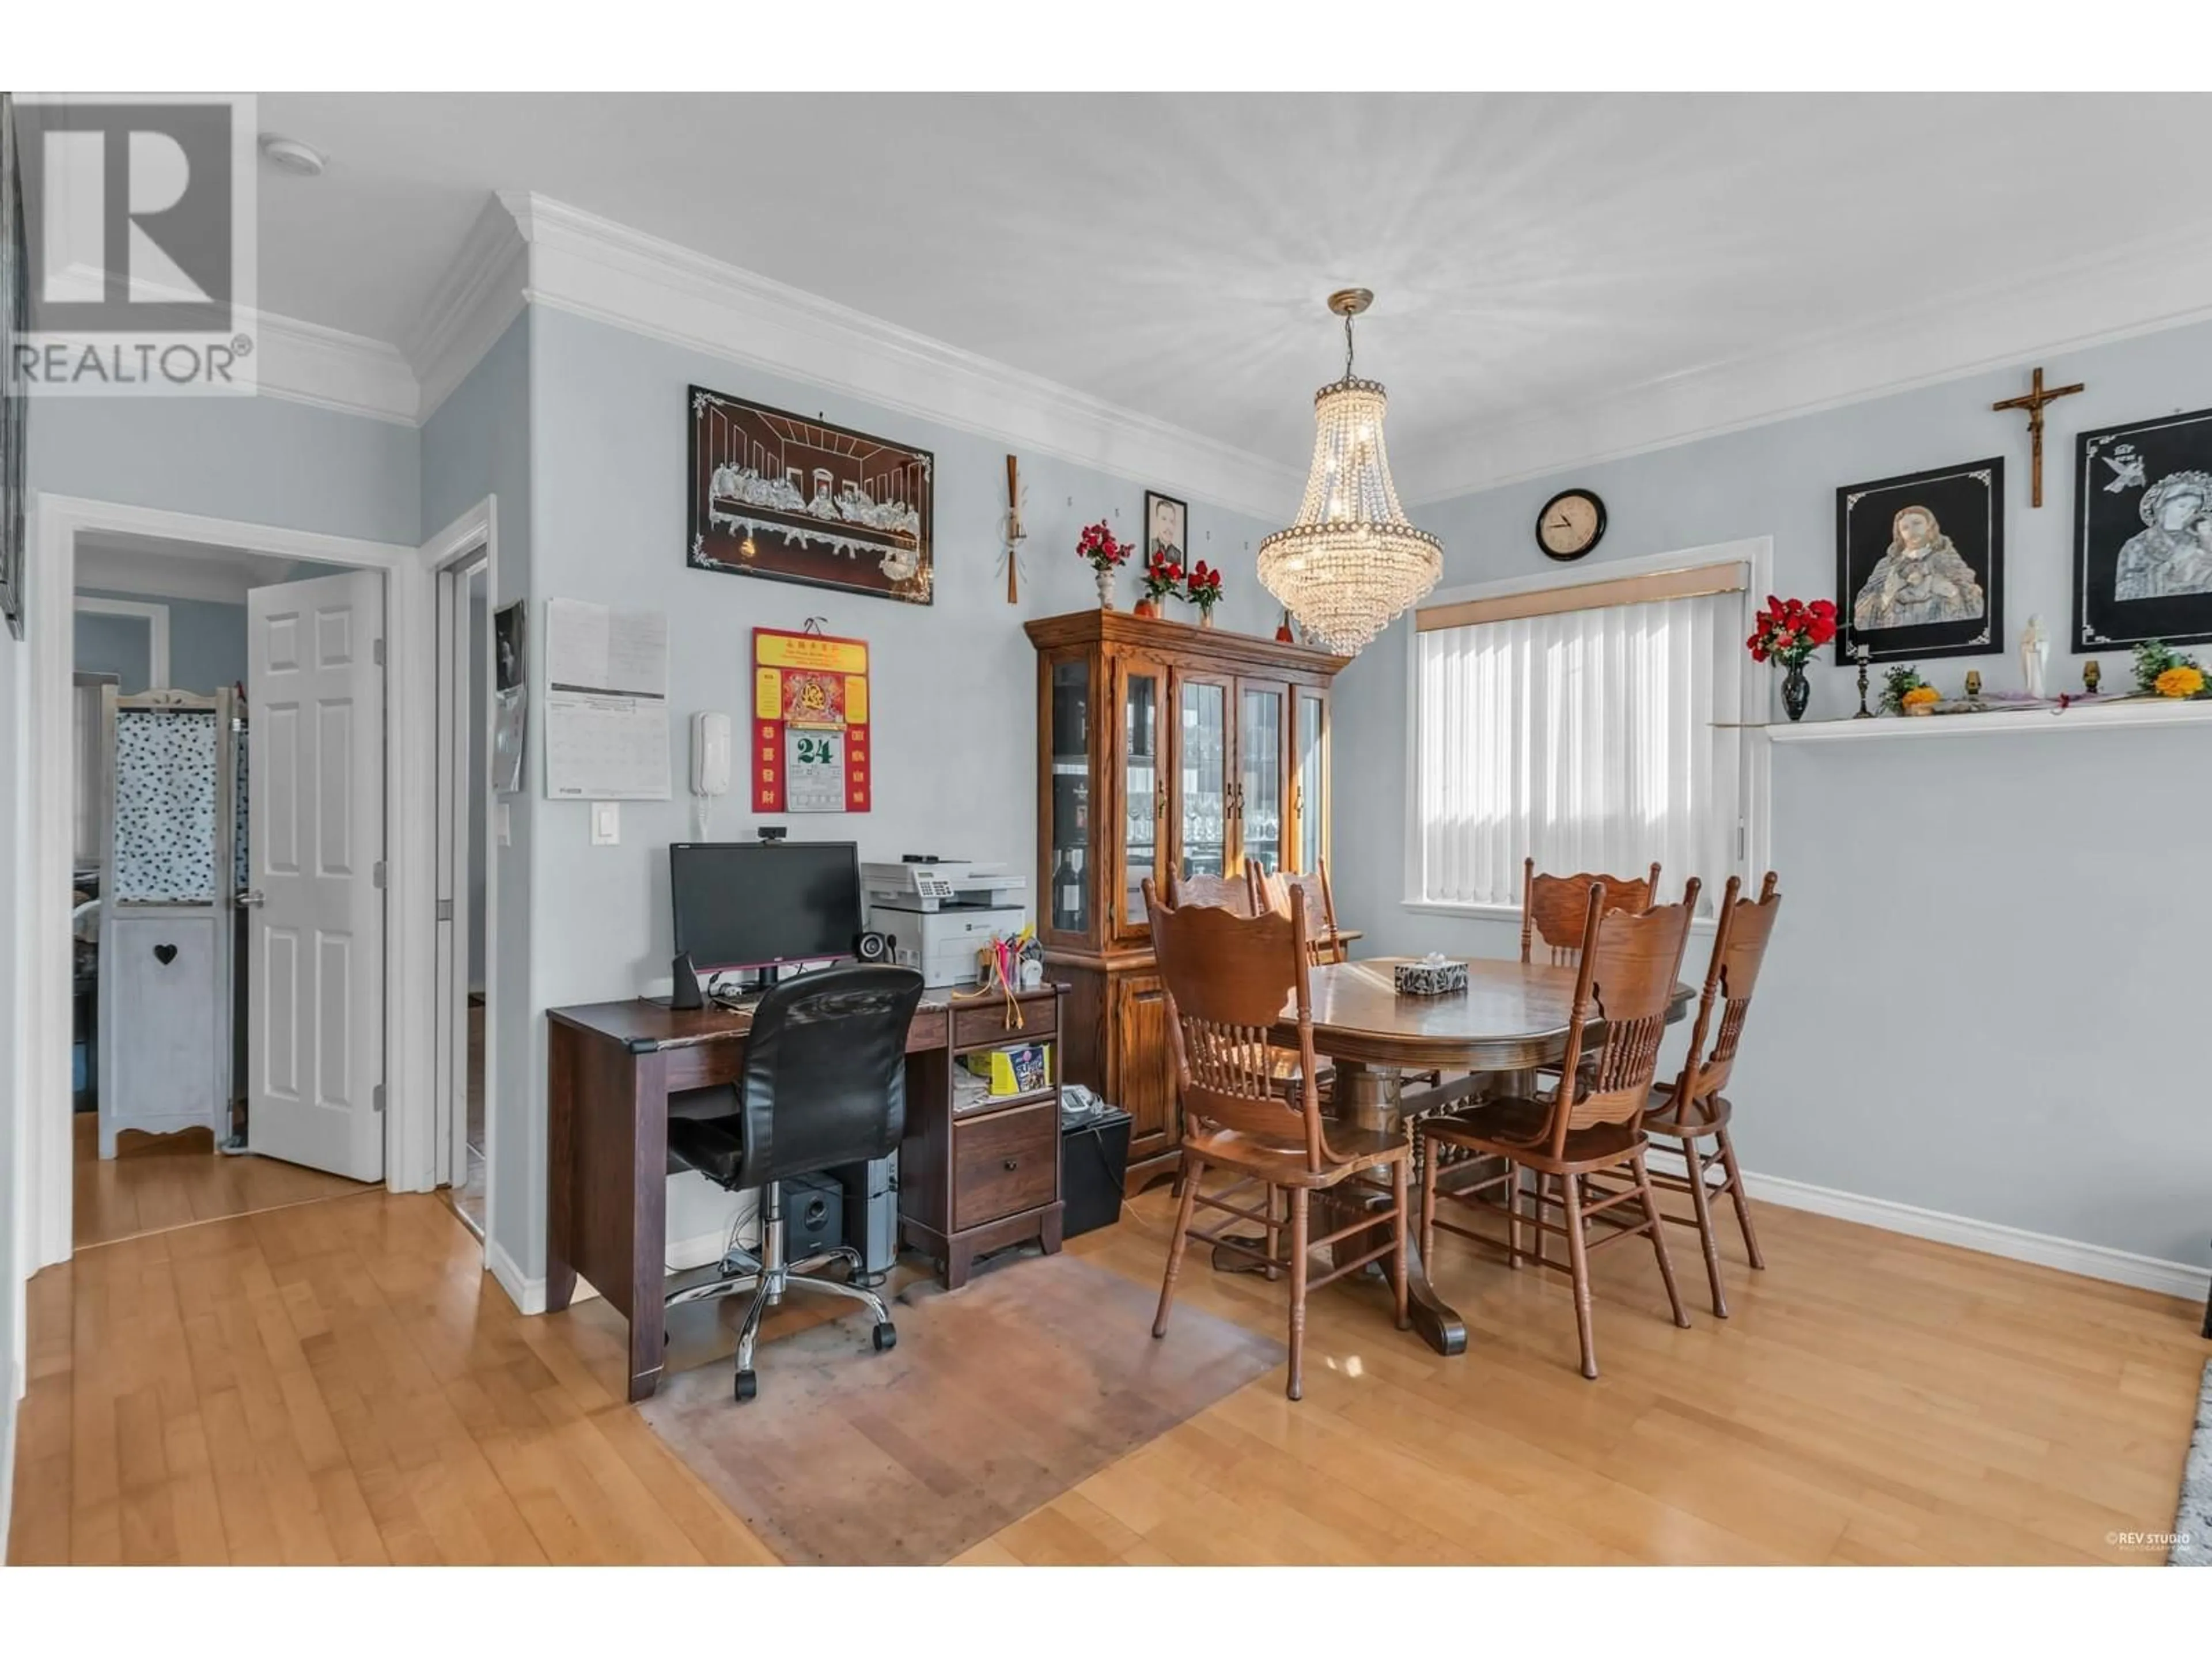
[{"left": 863, "top": 859, "right": 1029, "bottom": 987}]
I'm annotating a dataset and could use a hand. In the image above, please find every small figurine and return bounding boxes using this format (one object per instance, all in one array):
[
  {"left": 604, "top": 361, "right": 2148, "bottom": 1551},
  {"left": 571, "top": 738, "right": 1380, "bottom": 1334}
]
[
  {"left": 1964, "top": 669, "right": 1983, "bottom": 698},
  {"left": 1852, "top": 642, "right": 1874, "bottom": 718},
  {"left": 2019, "top": 614, "right": 2050, "bottom": 700},
  {"left": 2082, "top": 658, "right": 2103, "bottom": 695}
]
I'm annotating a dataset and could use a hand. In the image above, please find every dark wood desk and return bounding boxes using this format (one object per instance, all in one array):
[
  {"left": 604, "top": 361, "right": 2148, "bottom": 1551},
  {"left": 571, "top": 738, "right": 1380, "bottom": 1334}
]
[{"left": 547, "top": 983, "right": 1066, "bottom": 1402}]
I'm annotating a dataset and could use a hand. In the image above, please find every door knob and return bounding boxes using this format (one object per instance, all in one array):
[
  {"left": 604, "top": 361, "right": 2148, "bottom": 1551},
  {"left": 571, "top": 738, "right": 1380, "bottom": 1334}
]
[{"left": 236, "top": 888, "right": 266, "bottom": 908}]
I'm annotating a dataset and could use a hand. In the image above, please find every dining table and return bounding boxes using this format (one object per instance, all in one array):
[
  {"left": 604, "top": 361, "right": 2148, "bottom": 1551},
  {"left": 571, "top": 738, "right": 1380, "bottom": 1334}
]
[{"left": 1228, "top": 955, "right": 1694, "bottom": 1358}]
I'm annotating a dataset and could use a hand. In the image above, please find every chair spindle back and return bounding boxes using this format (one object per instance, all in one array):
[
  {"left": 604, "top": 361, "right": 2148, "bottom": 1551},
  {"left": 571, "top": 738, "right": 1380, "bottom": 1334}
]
[
  {"left": 1521, "top": 857, "right": 1663, "bottom": 967},
  {"left": 1543, "top": 879, "right": 1701, "bottom": 1156},
  {"left": 1669, "top": 871, "right": 1782, "bottom": 1119},
  {"left": 1247, "top": 859, "right": 1345, "bottom": 965}
]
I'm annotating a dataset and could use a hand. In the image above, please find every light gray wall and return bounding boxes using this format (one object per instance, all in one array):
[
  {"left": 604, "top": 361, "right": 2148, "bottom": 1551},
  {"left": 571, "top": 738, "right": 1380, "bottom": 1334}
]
[
  {"left": 512, "top": 303, "right": 1283, "bottom": 1282},
  {"left": 1331, "top": 316, "right": 2212, "bottom": 1270},
  {"left": 422, "top": 313, "right": 532, "bottom": 1278},
  {"left": 75, "top": 589, "right": 248, "bottom": 695}
]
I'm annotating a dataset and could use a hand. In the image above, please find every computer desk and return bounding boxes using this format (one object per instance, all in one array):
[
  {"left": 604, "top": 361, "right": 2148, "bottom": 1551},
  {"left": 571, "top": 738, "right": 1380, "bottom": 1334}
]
[{"left": 546, "top": 982, "right": 1067, "bottom": 1402}]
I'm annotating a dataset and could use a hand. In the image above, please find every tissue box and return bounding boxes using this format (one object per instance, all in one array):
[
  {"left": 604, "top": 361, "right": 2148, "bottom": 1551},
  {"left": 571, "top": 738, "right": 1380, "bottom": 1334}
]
[{"left": 1394, "top": 959, "right": 1468, "bottom": 997}]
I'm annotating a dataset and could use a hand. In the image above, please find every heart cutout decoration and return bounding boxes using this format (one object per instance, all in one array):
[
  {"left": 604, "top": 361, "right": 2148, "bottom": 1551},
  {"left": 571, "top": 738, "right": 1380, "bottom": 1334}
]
[{"left": 153, "top": 944, "right": 179, "bottom": 966}]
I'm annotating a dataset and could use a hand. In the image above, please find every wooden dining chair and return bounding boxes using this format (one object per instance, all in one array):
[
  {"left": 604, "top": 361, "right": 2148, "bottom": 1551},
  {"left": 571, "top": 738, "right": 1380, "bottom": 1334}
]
[
  {"left": 1521, "top": 857, "right": 1662, "bottom": 967},
  {"left": 1171, "top": 870, "right": 1257, "bottom": 916},
  {"left": 1247, "top": 859, "right": 1345, "bottom": 965},
  {"left": 1638, "top": 872, "right": 1780, "bottom": 1318},
  {"left": 1145, "top": 876, "right": 1411, "bottom": 1400},
  {"left": 1416, "top": 881, "right": 1700, "bottom": 1380}
]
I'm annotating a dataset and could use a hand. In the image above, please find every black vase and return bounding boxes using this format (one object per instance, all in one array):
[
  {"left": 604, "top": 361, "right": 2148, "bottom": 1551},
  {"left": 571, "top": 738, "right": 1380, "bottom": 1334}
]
[{"left": 1781, "top": 664, "right": 1812, "bottom": 723}]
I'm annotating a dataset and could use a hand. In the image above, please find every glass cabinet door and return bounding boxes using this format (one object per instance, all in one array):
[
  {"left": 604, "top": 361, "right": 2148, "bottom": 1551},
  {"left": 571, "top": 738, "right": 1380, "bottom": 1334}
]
[
  {"left": 1176, "top": 675, "right": 1229, "bottom": 880},
  {"left": 1236, "top": 680, "right": 1286, "bottom": 876},
  {"left": 1116, "top": 660, "right": 1167, "bottom": 938},
  {"left": 1293, "top": 688, "right": 1328, "bottom": 874},
  {"left": 1047, "top": 658, "right": 1092, "bottom": 938}
]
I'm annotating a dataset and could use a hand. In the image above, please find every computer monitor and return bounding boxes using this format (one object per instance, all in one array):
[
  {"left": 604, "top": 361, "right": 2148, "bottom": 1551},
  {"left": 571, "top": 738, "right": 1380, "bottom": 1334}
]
[{"left": 669, "top": 840, "right": 862, "bottom": 974}]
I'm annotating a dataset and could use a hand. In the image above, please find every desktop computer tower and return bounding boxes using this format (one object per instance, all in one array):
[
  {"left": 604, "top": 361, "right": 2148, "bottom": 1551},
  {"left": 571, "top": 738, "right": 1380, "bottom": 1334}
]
[{"left": 836, "top": 1155, "right": 899, "bottom": 1286}]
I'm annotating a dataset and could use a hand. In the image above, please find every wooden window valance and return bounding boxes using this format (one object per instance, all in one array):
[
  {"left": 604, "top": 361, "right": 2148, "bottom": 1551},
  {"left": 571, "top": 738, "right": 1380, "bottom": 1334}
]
[{"left": 1416, "top": 560, "right": 1749, "bottom": 634}]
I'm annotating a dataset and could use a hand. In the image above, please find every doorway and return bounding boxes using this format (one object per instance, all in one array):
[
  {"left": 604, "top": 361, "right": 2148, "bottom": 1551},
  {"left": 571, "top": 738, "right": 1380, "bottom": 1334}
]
[
  {"left": 21, "top": 495, "right": 461, "bottom": 1277},
  {"left": 434, "top": 552, "right": 494, "bottom": 1237}
]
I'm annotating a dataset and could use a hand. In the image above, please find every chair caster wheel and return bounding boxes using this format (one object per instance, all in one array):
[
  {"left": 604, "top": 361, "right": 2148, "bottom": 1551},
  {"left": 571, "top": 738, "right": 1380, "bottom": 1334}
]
[
  {"left": 734, "top": 1369, "right": 757, "bottom": 1402},
  {"left": 872, "top": 1323, "right": 897, "bottom": 1352}
]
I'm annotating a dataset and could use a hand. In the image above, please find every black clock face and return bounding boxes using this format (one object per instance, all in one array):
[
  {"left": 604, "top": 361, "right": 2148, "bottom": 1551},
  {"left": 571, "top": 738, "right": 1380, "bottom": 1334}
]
[{"left": 1536, "top": 490, "right": 1607, "bottom": 560}]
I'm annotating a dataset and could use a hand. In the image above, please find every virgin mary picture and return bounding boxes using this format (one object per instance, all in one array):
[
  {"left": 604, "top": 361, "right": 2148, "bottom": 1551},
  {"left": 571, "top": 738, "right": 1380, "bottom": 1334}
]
[
  {"left": 1852, "top": 505, "right": 1987, "bottom": 632},
  {"left": 1835, "top": 458, "right": 2003, "bottom": 664},
  {"left": 2075, "top": 406, "right": 2212, "bottom": 647}
]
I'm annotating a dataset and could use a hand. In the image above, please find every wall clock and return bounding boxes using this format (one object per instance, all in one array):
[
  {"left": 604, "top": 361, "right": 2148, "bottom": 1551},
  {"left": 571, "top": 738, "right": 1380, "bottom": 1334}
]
[{"left": 1535, "top": 488, "right": 1607, "bottom": 561}]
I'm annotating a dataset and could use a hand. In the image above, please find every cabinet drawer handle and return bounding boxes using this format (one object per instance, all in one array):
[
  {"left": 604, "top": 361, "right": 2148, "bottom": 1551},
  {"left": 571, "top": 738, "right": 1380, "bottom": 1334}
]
[{"left": 1002, "top": 1158, "right": 1019, "bottom": 1171}]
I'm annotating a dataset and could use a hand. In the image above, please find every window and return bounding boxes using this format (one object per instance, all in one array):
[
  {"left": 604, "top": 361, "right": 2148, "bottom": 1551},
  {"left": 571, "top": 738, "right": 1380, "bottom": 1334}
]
[{"left": 1409, "top": 558, "right": 1751, "bottom": 915}]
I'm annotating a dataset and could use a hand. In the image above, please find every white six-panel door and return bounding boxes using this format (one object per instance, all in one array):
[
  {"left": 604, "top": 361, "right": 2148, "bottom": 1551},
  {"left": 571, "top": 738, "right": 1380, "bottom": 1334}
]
[{"left": 247, "top": 570, "right": 387, "bottom": 1181}]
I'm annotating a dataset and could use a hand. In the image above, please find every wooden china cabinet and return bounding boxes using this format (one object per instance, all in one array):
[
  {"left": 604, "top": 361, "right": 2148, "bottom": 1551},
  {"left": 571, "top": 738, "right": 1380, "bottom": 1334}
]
[{"left": 1025, "top": 609, "right": 1347, "bottom": 1192}]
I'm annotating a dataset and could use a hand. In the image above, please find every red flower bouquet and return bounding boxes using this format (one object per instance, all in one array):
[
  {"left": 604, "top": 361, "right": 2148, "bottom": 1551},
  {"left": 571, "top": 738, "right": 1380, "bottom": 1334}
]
[
  {"left": 1075, "top": 520, "right": 1131, "bottom": 573},
  {"left": 1140, "top": 548, "right": 1185, "bottom": 604},
  {"left": 1185, "top": 559, "right": 1223, "bottom": 609},
  {"left": 1747, "top": 596, "right": 1837, "bottom": 668}
]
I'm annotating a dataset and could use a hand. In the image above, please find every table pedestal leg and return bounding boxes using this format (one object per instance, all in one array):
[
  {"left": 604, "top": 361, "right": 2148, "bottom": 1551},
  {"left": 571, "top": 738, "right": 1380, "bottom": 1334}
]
[{"left": 1329, "top": 1060, "right": 1466, "bottom": 1357}]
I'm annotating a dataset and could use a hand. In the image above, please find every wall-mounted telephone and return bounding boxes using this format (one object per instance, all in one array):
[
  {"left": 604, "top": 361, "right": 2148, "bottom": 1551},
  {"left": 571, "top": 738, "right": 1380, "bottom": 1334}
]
[{"left": 692, "top": 712, "right": 730, "bottom": 836}]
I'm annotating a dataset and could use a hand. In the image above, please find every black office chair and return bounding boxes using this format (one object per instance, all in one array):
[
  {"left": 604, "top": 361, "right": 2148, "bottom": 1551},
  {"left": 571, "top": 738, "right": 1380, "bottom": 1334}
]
[{"left": 663, "top": 963, "right": 926, "bottom": 1402}]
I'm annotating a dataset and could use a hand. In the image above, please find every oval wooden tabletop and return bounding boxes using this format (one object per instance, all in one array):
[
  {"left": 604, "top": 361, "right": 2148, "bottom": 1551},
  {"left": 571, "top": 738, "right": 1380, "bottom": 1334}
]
[{"left": 1274, "top": 956, "right": 1692, "bottom": 1072}]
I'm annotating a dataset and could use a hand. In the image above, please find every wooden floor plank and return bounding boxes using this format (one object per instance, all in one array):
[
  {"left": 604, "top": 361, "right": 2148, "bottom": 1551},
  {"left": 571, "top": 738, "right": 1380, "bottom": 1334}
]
[{"left": 10, "top": 1160, "right": 2203, "bottom": 1567}]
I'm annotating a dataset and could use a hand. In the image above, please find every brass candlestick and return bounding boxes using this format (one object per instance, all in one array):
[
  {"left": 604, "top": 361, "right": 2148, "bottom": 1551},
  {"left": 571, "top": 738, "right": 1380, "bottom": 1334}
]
[{"left": 1853, "top": 643, "right": 1874, "bottom": 718}]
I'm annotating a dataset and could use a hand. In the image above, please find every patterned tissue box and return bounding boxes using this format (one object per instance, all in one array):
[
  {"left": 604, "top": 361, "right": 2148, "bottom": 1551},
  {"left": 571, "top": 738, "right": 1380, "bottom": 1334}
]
[{"left": 1394, "top": 959, "right": 1468, "bottom": 997}]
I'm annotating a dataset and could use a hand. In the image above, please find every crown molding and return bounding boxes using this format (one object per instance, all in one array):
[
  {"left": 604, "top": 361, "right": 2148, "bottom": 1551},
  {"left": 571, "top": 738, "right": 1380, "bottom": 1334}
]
[
  {"left": 495, "top": 191, "right": 1300, "bottom": 521},
  {"left": 255, "top": 310, "right": 419, "bottom": 426},
  {"left": 1400, "top": 219, "right": 2212, "bottom": 507},
  {"left": 404, "top": 195, "right": 530, "bottom": 423}
]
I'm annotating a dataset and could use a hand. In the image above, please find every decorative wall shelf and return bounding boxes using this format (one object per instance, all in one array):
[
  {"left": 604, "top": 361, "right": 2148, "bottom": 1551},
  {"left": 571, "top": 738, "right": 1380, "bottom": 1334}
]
[{"left": 1742, "top": 697, "right": 2212, "bottom": 744}]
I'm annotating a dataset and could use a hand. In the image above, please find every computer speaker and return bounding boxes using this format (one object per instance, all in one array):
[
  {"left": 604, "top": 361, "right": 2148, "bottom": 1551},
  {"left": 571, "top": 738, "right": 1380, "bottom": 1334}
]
[
  {"left": 853, "top": 930, "right": 894, "bottom": 964},
  {"left": 670, "top": 950, "right": 705, "bottom": 1010}
]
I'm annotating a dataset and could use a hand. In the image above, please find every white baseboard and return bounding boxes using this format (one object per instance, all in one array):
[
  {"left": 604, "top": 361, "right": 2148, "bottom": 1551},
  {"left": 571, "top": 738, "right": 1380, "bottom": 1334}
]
[
  {"left": 1743, "top": 1169, "right": 2208, "bottom": 1303},
  {"left": 485, "top": 1233, "right": 546, "bottom": 1316}
]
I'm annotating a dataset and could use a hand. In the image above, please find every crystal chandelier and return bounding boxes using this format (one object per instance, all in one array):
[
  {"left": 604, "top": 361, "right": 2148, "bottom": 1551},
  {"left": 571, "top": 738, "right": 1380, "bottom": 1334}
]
[{"left": 1257, "top": 289, "right": 1442, "bottom": 656}]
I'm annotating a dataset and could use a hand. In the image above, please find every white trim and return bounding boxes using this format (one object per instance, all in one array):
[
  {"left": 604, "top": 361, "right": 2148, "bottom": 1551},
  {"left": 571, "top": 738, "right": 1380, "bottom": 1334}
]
[
  {"left": 255, "top": 312, "right": 419, "bottom": 427},
  {"left": 406, "top": 197, "right": 531, "bottom": 424},
  {"left": 1760, "top": 696, "right": 2212, "bottom": 743},
  {"left": 1400, "top": 218, "right": 2212, "bottom": 505},
  {"left": 499, "top": 191, "right": 1300, "bottom": 522},
  {"left": 23, "top": 495, "right": 435, "bottom": 1275},
  {"left": 1402, "top": 537, "right": 1775, "bottom": 911},
  {"left": 486, "top": 1232, "right": 544, "bottom": 1317},
  {"left": 0, "top": 1357, "right": 18, "bottom": 1558},
  {"left": 70, "top": 597, "right": 171, "bottom": 690},
  {"left": 1743, "top": 1169, "right": 2208, "bottom": 1305}
]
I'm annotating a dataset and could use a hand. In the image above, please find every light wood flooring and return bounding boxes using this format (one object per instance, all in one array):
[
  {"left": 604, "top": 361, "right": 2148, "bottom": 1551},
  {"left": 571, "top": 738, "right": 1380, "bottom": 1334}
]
[
  {"left": 71, "top": 1113, "right": 374, "bottom": 1252},
  {"left": 10, "top": 1167, "right": 2205, "bottom": 1565}
]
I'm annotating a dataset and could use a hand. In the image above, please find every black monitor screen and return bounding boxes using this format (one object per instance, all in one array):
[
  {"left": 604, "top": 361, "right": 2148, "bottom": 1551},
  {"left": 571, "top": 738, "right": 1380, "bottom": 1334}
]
[{"left": 670, "top": 841, "right": 862, "bottom": 973}]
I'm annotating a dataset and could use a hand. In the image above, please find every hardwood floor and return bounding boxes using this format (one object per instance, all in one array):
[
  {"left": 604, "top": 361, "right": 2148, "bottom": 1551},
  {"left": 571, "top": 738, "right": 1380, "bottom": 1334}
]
[
  {"left": 71, "top": 1113, "right": 375, "bottom": 1252},
  {"left": 10, "top": 1172, "right": 2204, "bottom": 1565}
]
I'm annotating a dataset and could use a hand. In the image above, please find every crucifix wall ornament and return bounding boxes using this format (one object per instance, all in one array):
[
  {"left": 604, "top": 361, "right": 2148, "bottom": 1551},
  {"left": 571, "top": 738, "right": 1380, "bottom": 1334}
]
[{"left": 1991, "top": 366, "right": 2085, "bottom": 508}]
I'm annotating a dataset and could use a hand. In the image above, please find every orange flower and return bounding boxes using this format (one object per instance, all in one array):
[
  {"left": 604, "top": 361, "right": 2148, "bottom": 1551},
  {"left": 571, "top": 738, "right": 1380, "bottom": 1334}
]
[
  {"left": 2154, "top": 665, "right": 2205, "bottom": 699},
  {"left": 1901, "top": 685, "right": 1941, "bottom": 711}
]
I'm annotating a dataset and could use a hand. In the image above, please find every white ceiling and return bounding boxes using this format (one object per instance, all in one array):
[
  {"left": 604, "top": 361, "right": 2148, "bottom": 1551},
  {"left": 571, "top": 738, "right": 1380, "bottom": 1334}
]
[
  {"left": 75, "top": 531, "right": 328, "bottom": 603},
  {"left": 253, "top": 92, "right": 2212, "bottom": 498}
]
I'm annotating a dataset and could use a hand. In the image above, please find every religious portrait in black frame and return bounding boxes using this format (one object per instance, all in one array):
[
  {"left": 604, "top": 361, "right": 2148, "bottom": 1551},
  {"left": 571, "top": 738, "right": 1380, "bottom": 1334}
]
[
  {"left": 1834, "top": 457, "right": 2003, "bottom": 665},
  {"left": 688, "top": 385, "right": 934, "bottom": 605},
  {"left": 2073, "top": 405, "right": 2212, "bottom": 649}
]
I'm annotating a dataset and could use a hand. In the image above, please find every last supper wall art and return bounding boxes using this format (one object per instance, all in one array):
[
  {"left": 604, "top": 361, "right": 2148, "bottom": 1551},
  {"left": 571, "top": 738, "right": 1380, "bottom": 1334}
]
[
  {"left": 688, "top": 385, "right": 935, "bottom": 605},
  {"left": 1834, "top": 457, "right": 2003, "bottom": 665},
  {"left": 2073, "top": 404, "right": 2212, "bottom": 649}
]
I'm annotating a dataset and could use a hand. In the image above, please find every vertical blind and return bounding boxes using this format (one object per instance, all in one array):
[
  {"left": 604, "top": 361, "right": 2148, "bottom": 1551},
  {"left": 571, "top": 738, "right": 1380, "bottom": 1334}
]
[{"left": 1413, "top": 584, "right": 1743, "bottom": 912}]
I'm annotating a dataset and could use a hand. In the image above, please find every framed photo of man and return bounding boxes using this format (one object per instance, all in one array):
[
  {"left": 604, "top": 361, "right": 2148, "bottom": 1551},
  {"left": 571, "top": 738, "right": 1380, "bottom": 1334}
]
[
  {"left": 2073, "top": 406, "right": 2212, "bottom": 649},
  {"left": 1834, "top": 457, "right": 2003, "bottom": 665},
  {"left": 1143, "top": 490, "right": 1187, "bottom": 566}
]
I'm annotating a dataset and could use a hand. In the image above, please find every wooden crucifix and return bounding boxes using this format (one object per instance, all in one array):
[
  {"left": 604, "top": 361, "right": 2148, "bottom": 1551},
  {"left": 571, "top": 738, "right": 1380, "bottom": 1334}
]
[{"left": 1991, "top": 366, "right": 2084, "bottom": 508}]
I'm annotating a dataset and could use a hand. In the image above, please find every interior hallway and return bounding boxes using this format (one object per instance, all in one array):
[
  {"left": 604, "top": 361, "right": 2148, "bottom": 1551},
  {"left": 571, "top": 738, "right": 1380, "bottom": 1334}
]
[{"left": 10, "top": 1174, "right": 2203, "bottom": 1566}]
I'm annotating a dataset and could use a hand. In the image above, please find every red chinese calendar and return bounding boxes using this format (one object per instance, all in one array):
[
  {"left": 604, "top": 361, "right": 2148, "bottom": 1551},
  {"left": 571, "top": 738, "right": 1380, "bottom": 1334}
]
[{"left": 752, "top": 628, "right": 870, "bottom": 813}]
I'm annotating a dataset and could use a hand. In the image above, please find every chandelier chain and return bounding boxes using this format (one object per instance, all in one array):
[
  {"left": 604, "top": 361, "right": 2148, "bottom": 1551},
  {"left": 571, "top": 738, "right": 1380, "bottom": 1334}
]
[{"left": 1342, "top": 310, "right": 1356, "bottom": 383}]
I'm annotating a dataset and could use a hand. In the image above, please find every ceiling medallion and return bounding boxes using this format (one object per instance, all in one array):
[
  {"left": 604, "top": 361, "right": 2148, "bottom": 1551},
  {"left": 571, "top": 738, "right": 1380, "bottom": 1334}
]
[{"left": 1256, "top": 287, "right": 1443, "bottom": 657}]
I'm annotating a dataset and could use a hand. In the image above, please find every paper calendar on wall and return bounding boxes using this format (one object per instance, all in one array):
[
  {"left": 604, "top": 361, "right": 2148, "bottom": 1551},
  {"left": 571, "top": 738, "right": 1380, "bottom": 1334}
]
[{"left": 752, "top": 627, "right": 871, "bottom": 813}]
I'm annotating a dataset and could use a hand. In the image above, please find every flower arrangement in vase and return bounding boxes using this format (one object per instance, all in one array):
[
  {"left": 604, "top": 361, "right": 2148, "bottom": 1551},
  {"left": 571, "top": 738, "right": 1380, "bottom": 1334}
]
[
  {"left": 1136, "top": 547, "right": 1184, "bottom": 619},
  {"left": 1881, "top": 665, "right": 1939, "bottom": 715},
  {"left": 1076, "top": 520, "right": 1132, "bottom": 609},
  {"left": 1746, "top": 596, "right": 1838, "bottom": 722},
  {"left": 1185, "top": 559, "right": 1224, "bottom": 628},
  {"left": 2132, "top": 639, "right": 2209, "bottom": 699}
]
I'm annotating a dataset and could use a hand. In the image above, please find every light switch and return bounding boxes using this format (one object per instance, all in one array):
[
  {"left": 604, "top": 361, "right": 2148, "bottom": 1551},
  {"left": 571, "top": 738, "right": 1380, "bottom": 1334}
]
[
  {"left": 590, "top": 801, "right": 620, "bottom": 845},
  {"left": 495, "top": 802, "right": 512, "bottom": 847}
]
